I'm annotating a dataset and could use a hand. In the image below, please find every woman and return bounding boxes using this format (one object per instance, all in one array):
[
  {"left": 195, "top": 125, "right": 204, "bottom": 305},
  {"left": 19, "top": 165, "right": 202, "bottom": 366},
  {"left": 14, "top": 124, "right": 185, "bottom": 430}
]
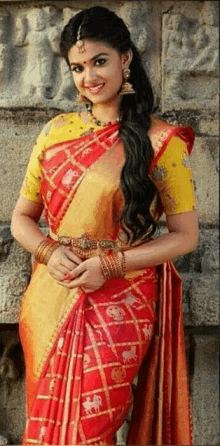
[{"left": 11, "top": 6, "right": 198, "bottom": 445}]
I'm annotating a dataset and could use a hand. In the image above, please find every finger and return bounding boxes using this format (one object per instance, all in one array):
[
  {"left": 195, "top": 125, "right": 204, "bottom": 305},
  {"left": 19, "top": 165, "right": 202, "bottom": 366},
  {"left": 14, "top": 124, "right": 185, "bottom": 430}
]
[
  {"left": 50, "top": 270, "right": 66, "bottom": 282},
  {"left": 63, "top": 249, "right": 83, "bottom": 265},
  {"left": 63, "top": 272, "right": 73, "bottom": 281},
  {"left": 58, "top": 265, "right": 74, "bottom": 275},
  {"left": 48, "top": 263, "right": 71, "bottom": 275},
  {"left": 60, "top": 257, "right": 77, "bottom": 270},
  {"left": 67, "top": 262, "right": 87, "bottom": 280},
  {"left": 57, "top": 273, "right": 87, "bottom": 289}
]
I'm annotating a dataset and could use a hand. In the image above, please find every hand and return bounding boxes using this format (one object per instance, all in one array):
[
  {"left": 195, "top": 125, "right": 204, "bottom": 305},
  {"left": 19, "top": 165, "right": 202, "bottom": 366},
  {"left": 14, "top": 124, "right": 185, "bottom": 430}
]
[
  {"left": 47, "top": 246, "right": 82, "bottom": 282},
  {"left": 57, "top": 256, "right": 106, "bottom": 293}
]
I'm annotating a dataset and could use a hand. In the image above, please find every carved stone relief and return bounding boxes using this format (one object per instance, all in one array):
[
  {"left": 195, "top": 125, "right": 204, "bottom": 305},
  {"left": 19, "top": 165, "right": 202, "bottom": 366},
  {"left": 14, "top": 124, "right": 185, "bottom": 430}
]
[
  {"left": 162, "top": 3, "right": 219, "bottom": 111},
  {"left": 0, "top": 6, "right": 76, "bottom": 110}
]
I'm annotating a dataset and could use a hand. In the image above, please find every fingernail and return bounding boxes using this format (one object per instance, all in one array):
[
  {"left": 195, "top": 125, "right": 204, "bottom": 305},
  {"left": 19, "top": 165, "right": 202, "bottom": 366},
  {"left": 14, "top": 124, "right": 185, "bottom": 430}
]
[{"left": 64, "top": 272, "right": 72, "bottom": 281}]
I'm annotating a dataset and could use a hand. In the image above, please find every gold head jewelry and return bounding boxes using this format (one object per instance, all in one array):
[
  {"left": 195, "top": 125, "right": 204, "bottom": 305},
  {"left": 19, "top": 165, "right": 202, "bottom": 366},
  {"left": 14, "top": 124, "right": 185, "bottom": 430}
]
[
  {"left": 76, "top": 23, "right": 85, "bottom": 53},
  {"left": 120, "top": 67, "right": 135, "bottom": 95}
]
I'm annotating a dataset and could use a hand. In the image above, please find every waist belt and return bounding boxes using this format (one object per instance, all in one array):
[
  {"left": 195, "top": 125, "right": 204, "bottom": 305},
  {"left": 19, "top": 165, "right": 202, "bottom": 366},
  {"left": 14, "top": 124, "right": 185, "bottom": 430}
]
[{"left": 49, "top": 231, "right": 132, "bottom": 259}]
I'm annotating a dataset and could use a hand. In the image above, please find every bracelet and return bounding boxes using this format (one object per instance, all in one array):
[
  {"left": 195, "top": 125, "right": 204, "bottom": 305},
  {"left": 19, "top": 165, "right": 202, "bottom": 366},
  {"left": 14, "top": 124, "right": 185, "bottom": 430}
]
[
  {"left": 35, "top": 238, "right": 61, "bottom": 265},
  {"left": 99, "top": 251, "right": 126, "bottom": 280}
]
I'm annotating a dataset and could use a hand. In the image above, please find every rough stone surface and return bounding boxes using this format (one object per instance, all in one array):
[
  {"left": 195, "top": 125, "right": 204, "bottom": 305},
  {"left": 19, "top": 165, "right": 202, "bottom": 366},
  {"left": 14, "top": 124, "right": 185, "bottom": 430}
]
[
  {"left": 177, "top": 270, "right": 219, "bottom": 327},
  {"left": 191, "top": 336, "right": 219, "bottom": 445},
  {"left": 174, "top": 228, "right": 219, "bottom": 273},
  {"left": 0, "top": 118, "right": 52, "bottom": 221},
  {"left": 0, "top": 226, "right": 31, "bottom": 323},
  {"left": 190, "top": 137, "right": 219, "bottom": 224},
  {"left": 0, "top": 328, "right": 25, "bottom": 444},
  {"left": 188, "top": 273, "right": 219, "bottom": 326}
]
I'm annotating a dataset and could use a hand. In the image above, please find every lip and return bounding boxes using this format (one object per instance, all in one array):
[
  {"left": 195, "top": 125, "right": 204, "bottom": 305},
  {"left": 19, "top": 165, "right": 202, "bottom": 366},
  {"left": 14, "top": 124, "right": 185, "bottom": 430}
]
[{"left": 85, "top": 83, "right": 105, "bottom": 94}]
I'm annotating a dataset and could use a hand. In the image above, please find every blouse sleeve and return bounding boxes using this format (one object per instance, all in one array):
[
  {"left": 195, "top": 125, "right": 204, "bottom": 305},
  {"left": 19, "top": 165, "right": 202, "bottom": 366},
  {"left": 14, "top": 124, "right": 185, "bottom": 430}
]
[
  {"left": 150, "top": 135, "right": 196, "bottom": 216},
  {"left": 20, "top": 121, "right": 53, "bottom": 203}
]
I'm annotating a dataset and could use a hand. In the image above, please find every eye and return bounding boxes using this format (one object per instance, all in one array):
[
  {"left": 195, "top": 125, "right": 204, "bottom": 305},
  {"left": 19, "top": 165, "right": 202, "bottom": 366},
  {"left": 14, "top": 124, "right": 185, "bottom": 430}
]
[
  {"left": 94, "top": 58, "right": 106, "bottom": 66},
  {"left": 70, "top": 66, "right": 83, "bottom": 73}
]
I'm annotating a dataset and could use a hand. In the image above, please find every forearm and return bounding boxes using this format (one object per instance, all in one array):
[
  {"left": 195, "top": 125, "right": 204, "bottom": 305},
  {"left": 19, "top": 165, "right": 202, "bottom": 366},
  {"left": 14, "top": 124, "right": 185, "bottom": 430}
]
[
  {"left": 124, "top": 231, "right": 197, "bottom": 272},
  {"left": 11, "top": 214, "right": 45, "bottom": 254}
]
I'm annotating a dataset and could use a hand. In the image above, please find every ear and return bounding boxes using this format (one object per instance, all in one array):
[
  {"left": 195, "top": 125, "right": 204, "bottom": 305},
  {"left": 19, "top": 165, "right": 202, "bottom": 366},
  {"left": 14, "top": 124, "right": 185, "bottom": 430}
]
[{"left": 122, "top": 49, "right": 133, "bottom": 68}]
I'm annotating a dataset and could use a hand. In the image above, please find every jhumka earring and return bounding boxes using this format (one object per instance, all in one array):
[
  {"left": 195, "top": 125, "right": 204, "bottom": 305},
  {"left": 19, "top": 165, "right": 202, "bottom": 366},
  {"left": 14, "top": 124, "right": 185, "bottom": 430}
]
[
  {"left": 120, "top": 67, "right": 135, "bottom": 95},
  {"left": 76, "top": 23, "right": 85, "bottom": 53}
]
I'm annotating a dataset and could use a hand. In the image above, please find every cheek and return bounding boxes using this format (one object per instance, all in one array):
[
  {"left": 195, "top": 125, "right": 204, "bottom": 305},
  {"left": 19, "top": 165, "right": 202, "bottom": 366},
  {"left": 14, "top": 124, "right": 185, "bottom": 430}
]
[
  {"left": 106, "top": 64, "right": 123, "bottom": 85},
  {"left": 72, "top": 74, "right": 83, "bottom": 89}
]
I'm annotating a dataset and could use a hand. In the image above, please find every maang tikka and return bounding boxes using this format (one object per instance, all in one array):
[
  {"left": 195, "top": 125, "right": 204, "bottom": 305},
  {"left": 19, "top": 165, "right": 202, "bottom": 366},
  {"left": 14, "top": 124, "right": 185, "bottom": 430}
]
[
  {"left": 75, "top": 21, "right": 88, "bottom": 103},
  {"left": 120, "top": 67, "right": 135, "bottom": 95},
  {"left": 76, "top": 23, "right": 85, "bottom": 53}
]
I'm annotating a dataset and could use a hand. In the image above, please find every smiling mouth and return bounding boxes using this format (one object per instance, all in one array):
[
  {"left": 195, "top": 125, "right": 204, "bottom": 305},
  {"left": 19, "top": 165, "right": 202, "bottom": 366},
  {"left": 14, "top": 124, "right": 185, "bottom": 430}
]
[{"left": 85, "top": 83, "right": 105, "bottom": 94}]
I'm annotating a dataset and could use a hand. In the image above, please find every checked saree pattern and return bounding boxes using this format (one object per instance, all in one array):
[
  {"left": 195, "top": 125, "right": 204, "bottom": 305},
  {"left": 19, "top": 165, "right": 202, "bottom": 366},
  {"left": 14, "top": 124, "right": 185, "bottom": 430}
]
[{"left": 22, "top": 269, "right": 158, "bottom": 445}]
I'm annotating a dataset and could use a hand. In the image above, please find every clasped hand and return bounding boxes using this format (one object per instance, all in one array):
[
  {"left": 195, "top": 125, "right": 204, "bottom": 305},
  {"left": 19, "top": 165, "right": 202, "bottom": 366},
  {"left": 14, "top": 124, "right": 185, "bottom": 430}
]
[{"left": 47, "top": 246, "right": 105, "bottom": 293}]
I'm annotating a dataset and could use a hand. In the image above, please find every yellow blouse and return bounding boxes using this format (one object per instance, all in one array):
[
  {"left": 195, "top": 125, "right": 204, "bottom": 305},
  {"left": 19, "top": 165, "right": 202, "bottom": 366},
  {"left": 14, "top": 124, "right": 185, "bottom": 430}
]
[{"left": 20, "top": 113, "right": 196, "bottom": 216}]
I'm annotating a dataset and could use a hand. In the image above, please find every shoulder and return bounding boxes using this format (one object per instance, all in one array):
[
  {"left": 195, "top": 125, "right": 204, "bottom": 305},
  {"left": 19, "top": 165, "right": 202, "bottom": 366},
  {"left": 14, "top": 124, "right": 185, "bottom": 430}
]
[
  {"left": 148, "top": 115, "right": 195, "bottom": 172},
  {"left": 42, "top": 112, "right": 78, "bottom": 136}
]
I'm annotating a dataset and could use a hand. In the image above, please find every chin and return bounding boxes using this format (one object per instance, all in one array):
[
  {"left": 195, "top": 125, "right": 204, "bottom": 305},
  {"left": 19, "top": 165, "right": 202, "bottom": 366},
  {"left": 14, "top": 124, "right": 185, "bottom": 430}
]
[{"left": 92, "top": 94, "right": 119, "bottom": 106}]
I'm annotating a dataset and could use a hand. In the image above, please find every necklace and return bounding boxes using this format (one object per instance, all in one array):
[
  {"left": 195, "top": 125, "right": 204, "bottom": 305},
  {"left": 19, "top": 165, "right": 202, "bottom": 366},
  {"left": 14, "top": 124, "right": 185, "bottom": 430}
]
[{"left": 86, "top": 103, "right": 120, "bottom": 127}]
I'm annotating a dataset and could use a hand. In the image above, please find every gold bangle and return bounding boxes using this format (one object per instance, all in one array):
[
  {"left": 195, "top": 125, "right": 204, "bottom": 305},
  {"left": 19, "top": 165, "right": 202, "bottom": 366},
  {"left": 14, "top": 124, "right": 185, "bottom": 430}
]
[
  {"left": 35, "top": 239, "right": 60, "bottom": 265},
  {"left": 108, "top": 253, "right": 119, "bottom": 277},
  {"left": 112, "top": 252, "right": 123, "bottom": 278},
  {"left": 120, "top": 251, "right": 126, "bottom": 278},
  {"left": 99, "top": 252, "right": 126, "bottom": 280},
  {"left": 105, "top": 254, "right": 117, "bottom": 278},
  {"left": 99, "top": 253, "right": 113, "bottom": 280}
]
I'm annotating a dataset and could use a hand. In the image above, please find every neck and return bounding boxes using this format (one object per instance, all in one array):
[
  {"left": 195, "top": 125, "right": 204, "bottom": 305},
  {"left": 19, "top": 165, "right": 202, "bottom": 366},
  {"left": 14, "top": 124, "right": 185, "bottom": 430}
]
[{"left": 91, "top": 99, "right": 121, "bottom": 123}]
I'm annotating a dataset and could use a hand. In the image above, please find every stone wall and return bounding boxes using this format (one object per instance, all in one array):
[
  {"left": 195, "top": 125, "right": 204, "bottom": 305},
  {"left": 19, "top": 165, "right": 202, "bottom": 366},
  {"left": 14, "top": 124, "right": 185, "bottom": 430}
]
[{"left": 0, "top": 1, "right": 219, "bottom": 444}]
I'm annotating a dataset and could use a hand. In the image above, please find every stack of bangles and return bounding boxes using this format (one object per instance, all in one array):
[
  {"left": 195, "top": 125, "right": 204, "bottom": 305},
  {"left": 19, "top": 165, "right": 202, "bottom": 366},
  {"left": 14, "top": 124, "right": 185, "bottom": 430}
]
[
  {"left": 34, "top": 238, "right": 61, "bottom": 265},
  {"left": 35, "top": 238, "right": 126, "bottom": 280},
  {"left": 99, "top": 251, "right": 126, "bottom": 280}
]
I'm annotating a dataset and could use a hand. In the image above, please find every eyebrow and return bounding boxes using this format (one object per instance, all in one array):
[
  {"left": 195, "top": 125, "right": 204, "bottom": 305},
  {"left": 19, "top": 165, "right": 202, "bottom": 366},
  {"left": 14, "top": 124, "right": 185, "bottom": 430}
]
[{"left": 70, "top": 52, "right": 109, "bottom": 66}]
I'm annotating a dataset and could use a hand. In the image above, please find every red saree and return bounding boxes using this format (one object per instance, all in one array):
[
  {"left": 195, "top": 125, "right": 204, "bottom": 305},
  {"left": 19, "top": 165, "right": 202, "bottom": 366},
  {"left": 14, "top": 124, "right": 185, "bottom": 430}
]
[{"left": 19, "top": 120, "right": 194, "bottom": 445}]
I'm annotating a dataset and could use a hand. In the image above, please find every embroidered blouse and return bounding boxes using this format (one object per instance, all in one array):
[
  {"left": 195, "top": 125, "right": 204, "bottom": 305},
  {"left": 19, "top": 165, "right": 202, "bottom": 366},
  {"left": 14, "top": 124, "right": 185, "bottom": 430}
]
[{"left": 20, "top": 113, "right": 196, "bottom": 217}]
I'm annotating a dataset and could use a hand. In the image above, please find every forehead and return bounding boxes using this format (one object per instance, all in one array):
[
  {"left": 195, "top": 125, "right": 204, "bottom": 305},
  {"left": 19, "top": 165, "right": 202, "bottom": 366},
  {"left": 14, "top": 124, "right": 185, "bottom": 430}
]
[{"left": 67, "top": 40, "right": 118, "bottom": 64}]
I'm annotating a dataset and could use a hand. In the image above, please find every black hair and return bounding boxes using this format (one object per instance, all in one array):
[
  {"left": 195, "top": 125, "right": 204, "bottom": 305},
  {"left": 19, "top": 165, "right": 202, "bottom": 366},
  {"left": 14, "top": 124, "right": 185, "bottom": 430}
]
[{"left": 60, "top": 6, "right": 158, "bottom": 244}]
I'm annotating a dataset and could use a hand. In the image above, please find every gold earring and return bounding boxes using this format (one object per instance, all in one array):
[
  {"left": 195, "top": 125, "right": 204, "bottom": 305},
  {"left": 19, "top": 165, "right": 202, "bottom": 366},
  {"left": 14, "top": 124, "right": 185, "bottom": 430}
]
[
  {"left": 120, "top": 67, "right": 135, "bottom": 96},
  {"left": 76, "top": 93, "right": 90, "bottom": 104}
]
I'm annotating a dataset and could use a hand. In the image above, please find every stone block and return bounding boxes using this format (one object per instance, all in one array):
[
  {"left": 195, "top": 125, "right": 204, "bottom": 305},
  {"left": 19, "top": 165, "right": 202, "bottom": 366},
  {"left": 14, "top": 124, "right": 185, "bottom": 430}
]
[
  {"left": 0, "top": 117, "right": 53, "bottom": 221},
  {"left": 162, "top": 4, "right": 219, "bottom": 112},
  {"left": 190, "top": 137, "right": 219, "bottom": 224},
  {"left": 189, "top": 274, "right": 219, "bottom": 326},
  {"left": 191, "top": 336, "right": 219, "bottom": 445},
  {"left": 175, "top": 227, "right": 219, "bottom": 326},
  {"left": 174, "top": 228, "right": 219, "bottom": 273},
  {"left": 198, "top": 116, "right": 219, "bottom": 137}
]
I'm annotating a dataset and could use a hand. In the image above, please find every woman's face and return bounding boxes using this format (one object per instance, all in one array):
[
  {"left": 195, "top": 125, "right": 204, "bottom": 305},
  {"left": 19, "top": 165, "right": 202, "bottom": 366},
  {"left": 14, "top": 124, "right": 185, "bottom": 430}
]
[{"left": 68, "top": 40, "right": 131, "bottom": 107}]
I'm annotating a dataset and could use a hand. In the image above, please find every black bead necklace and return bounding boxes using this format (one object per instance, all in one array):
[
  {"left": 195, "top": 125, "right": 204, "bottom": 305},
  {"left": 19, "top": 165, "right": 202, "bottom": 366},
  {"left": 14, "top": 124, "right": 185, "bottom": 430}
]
[{"left": 86, "top": 103, "right": 120, "bottom": 127}]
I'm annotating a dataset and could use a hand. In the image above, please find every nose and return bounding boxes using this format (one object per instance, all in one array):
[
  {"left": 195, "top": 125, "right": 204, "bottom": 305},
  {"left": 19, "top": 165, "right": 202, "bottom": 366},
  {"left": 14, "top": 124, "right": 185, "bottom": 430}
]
[{"left": 83, "top": 66, "right": 97, "bottom": 85}]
